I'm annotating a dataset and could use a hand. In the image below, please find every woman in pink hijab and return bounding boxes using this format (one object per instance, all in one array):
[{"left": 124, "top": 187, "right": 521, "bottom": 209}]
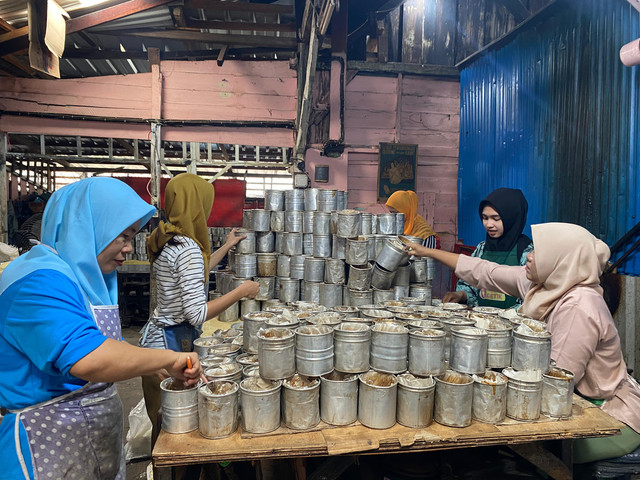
[{"left": 406, "top": 222, "right": 640, "bottom": 464}]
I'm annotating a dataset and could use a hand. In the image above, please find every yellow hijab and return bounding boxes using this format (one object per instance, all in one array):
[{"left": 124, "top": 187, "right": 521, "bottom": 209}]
[
  {"left": 385, "top": 190, "right": 437, "bottom": 239},
  {"left": 147, "top": 174, "right": 214, "bottom": 278},
  {"left": 521, "top": 223, "right": 610, "bottom": 320}
]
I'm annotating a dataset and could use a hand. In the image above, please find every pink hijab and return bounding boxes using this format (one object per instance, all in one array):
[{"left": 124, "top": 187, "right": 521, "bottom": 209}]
[{"left": 521, "top": 223, "right": 610, "bottom": 320}]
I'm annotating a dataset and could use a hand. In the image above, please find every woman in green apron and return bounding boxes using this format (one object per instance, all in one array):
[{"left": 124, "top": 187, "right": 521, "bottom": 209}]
[{"left": 443, "top": 188, "right": 533, "bottom": 309}]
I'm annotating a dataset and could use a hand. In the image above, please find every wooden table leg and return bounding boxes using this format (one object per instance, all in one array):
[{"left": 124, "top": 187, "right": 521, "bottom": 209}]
[
  {"left": 509, "top": 442, "right": 572, "bottom": 480},
  {"left": 292, "top": 458, "right": 306, "bottom": 480}
]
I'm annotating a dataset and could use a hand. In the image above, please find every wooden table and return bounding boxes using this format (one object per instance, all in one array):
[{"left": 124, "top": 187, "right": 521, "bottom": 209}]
[{"left": 153, "top": 395, "right": 623, "bottom": 479}]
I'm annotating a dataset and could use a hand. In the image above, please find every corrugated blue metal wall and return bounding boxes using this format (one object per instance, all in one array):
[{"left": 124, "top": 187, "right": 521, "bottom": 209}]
[{"left": 459, "top": 0, "right": 640, "bottom": 274}]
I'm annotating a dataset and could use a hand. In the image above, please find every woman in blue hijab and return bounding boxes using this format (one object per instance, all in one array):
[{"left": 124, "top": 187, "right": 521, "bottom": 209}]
[{"left": 0, "top": 178, "right": 202, "bottom": 480}]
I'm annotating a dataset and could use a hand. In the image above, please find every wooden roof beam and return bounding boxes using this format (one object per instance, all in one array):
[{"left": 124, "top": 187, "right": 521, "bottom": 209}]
[
  {"left": 184, "top": 0, "right": 294, "bottom": 15},
  {"left": 66, "top": 0, "right": 175, "bottom": 34},
  {"left": 121, "top": 29, "right": 298, "bottom": 49},
  {"left": 493, "top": 0, "right": 530, "bottom": 24},
  {"left": 185, "top": 19, "right": 297, "bottom": 33}
]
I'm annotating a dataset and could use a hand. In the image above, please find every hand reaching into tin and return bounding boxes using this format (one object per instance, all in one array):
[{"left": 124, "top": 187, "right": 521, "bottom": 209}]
[
  {"left": 404, "top": 241, "right": 430, "bottom": 257},
  {"left": 241, "top": 280, "right": 260, "bottom": 299},
  {"left": 225, "top": 227, "right": 246, "bottom": 247}
]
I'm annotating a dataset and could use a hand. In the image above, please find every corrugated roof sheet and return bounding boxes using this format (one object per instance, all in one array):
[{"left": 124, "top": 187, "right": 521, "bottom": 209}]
[{"left": 458, "top": 0, "right": 640, "bottom": 275}]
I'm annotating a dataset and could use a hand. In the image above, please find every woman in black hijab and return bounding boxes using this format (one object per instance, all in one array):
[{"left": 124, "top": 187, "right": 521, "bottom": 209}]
[{"left": 443, "top": 188, "right": 533, "bottom": 309}]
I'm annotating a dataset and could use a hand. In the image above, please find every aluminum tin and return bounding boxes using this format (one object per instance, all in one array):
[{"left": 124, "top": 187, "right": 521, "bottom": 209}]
[
  {"left": 337, "top": 211, "right": 362, "bottom": 238},
  {"left": 270, "top": 211, "right": 285, "bottom": 232},
  {"left": 410, "top": 259, "right": 427, "bottom": 283},
  {"left": 332, "top": 235, "right": 346, "bottom": 259},
  {"left": 252, "top": 209, "right": 271, "bottom": 232},
  {"left": 218, "top": 301, "right": 239, "bottom": 323},
  {"left": 230, "top": 276, "right": 248, "bottom": 291},
  {"left": 409, "top": 284, "right": 432, "bottom": 305},
  {"left": 371, "top": 263, "right": 396, "bottom": 290},
  {"left": 235, "top": 229, "right": 256, "bottom": 254},
  {"left": 360, "top": 308, "right": 395, "bottom": 322},
  {"left": 303, "top": 233, "right": 314, "bottom": 255},
  {"left": 372, "top": 288, "right": 395, "bottom": 304},
  {"left": 282, "top": 376, "right": 320, "bottom": 430},
  {"left": 242, "top": 209, "right": 254, "bottom": 230},
  {"left": 283, "top": 232, "right": 303, "bottom": 256},
  {"left": 228, "top": 249, "right": 236, "bottom": 271},
  {"left": 333, "top": 323, "right": 371, "bottom": 373},
  {"left": 193, "top": 336, "right": 224, "bottom": 358},
  {"left": 347, "top": 263, "right": 372, "bottom": 291},
  {"left": 256, "top": 231, "right": 275, "bottom": 253},
  {"left": 395, "top": 213, "right": 405, "bottom": 234},
  {"left": 236, "top": 352, "right": 259, "bottom": 368},
  {"left": 370, "top": 323, "right": 409, "bottom": 374},
  {"left": 397, "top": 374, "right": 436, "bottom": 428},
  {"left": 240, "top": 299, "right": 261, "bottom": 317},
  {"left": 425, "top": 258, "right": 435, "bottom": 281},
  {"left": 265, "top": 189, "right": 285, "bottom": 211},
  {"left": 277, "top": 255, "right": 291, "bottom": 277},
  {"left": 201, "top": 355, "right": 232, "bottom": 370},
  {"left": 304, "top": 188, "right": 319, "bottom": 211},
  {"left": 336, "top": 190, "right": 348, "bottom": 211},
  {"left": 265, "top": 315, "right": 299, "bottom": 330},
  {"left": 214, "top": 269, "right": 232, "bottom": 294},
  {"left": 257, "top": 327, "right": 296, "bottom": 380},
  {"left": 394, "top": 285, "right": 410, "bottom": 300},
  {"left": 346, "top": 237, "right": 369, "bottom": 265},
  {"left": 295, "top": 324, "right": 334, "bottom": 377},
  {"left": 290, "top": 255, "right": 306, "bottom": 280},
  {"left": 367, "top": 236, "right": 377, "bottom": 261},
  {"left": 243, "top": 311, "right": 277, "bottom": 354},
  {"left": 256, "top": 253, "right": 277, "bottom": 277},
  {"left": 320, "top": 371, "right": 359, "bottom": 426},
  {"left": 235, "top": 254, "right": 257, "bottom": 278},
  {"left": 392, "top": 263, "right": 411, "bottom": 286},
  {"left": 317, "top": 189, "right": 338, "bottom": 212},
  {"left": 377, "top": 214, "right": 397, "bottom": 235},
  {"left": 198, "top": 381, "right": 239, "bottom": 439},
  {"left": 302, "top": 281, "right": 321, "bottom": 303},
  {"left": 434, "top": 371, "right": 474, "bottom": 427},
  {"left": 511, "top": 329, "right": 552, "bottom": 373},
  {"left": 303, "top": 257, "right": 326, "bottom": 283},
  {"left": 360, "top": 213, "right": 373, "bottom": 235},
  {"left": 472, "top": 371, "right": 508, "bottom": 424},
  {"left": 348, "top": 288, "right": 373, "bottom": 307},
  {"left": 541, "top": 367, "right": 575, "bottom": 419},
  {"left": 278, "top": 278, "right": 300, "bottom": 303},
  {"left": 449, "top": 326, "right": 488, "bottom": 375},
  {"left": 358, "top": 371, "right": 397, "bottom": 429},
  {"left": 284, "top": 189, "right": 304, "bottom": 211},
  {"left": 284, "top": 210, "right": 303, "bottom": 233},
  {"left": 503, "top": 368, "right": 543, "bottom": 421},
  {"left": 303, "top": 211, "right": 315, "bottom": 233},
  {"left": 242, "top": 365, "right": 260, "bottom": 378},
  {"left": 274, "top": 232, "right": 284, "bottom": 253},
  {"left": 312, "top": 234, "right": 331, "bottom": 258},
  {"left": 376, "top": 238, "right": 410, "bottom": 272},
  {"left": 208, "top": 291, "right": 221, "bottom": 301},
  {"left": 239, "top": 378, "right": 282, "bottom": 434},
  {"left": 485, "top": 323, "right": 513, "bottom": 369},
  {"left": 313, "top": 212, "right": 331, "bottom": 235},
  {"left": 319, "top": 283, "right": 342, "bottom": 308},
  {"left": 408, "top": 328, "right": 446, "bottom": 376},
  {"left": 160, "top": 378, "right": 200, "bottom": 434},
  {"left": 208, "top": 343, "right": 242, "bottom": 360},
  {"left": 440, "top": 317, "right": 475, "bottom": 361},
  {"left": 330, "top": 211, "right": 338, "bottom": 235},
  {"left": 331, "top": 305, "right": 359, "bottom": 319}
]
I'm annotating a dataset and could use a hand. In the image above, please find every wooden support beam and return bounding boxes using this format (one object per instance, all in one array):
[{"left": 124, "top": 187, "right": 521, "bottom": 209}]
[
  {"left": 123, "top": 29, "right": 297, "bottom": 49},
  {"left": 217, "top": 45, "right": 228, "bottom": 67},
  {"left": 150, "top": 123, "right": 162, "bottom": 210},
  {"left": 184, "top": 0, "right": 294, "bottom": 15},
  {"left": 347, "top": 60, "right": 459, "bottom": 78},
  {"left": 66, "top": 0, "right": 175, "bottom": 34},
  {"left": 494, "top": 0, "right": 530, "bottom": 23},
  {"left": 294, "top": 13, "right": 319, "bottom": 159},
  {"left": 187, "top": 20, "right": 297, "bottom": 33}
]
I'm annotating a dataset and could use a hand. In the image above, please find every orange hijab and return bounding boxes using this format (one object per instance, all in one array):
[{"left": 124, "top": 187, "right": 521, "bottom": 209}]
[
  {"left": 521, "top": 223, "right": 610, "bottom": 320},
  {"left": 147, "top": 174, "right": 214, "bottom": 279},
  {"left": 385, "top": 190, "right": 436, "bottom": 239}
]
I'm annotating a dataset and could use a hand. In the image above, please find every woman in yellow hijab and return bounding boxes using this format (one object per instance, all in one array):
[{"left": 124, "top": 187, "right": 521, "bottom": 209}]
[
  {"left": 386, "top": 190, "right": 439, "bottom": 248},
  {"left": 141, "top": 173, "right": 258, "bottom": 442}
]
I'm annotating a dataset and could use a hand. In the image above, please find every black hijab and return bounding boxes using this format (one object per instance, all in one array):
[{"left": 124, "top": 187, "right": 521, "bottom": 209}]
[{"left": 478, "top": 188, "right": 531, "bottom": 259}]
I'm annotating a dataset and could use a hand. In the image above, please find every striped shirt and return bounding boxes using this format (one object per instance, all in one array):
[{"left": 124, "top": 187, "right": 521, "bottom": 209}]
[
  {"left": 140, "top": 235, "right": 208, "bottom": 349},
  {"left": 422, "top": 235, "right": 438, "bottom": 249}
]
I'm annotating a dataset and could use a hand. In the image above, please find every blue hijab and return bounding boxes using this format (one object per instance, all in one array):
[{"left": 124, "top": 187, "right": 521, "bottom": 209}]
[{"left": 0, "top": 178, "right": 155, "bottom": 305}]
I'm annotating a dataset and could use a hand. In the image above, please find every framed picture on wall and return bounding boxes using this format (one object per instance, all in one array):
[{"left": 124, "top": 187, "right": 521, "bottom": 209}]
[{"left": 377, "top": 142, "right": 418, "bottom": 203}]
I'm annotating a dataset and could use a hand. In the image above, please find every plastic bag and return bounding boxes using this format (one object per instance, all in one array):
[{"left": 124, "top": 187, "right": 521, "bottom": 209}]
[{"left": 124, "top": 398, "right": 152, "bottom": 462}]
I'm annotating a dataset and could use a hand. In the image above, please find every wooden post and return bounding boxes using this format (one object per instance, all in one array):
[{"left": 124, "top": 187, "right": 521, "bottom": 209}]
[
  {"left": 0, "top": 132, "right": 7, "bottom": 243},
  {"left": 294, "top": 13, "right": 319, "bottom": 159},
  {"left": 149, "top": 123, "right": 162, "bottom": 210},
  {"left": 188, "top": 141, "right": 199, "bottom": 174}
]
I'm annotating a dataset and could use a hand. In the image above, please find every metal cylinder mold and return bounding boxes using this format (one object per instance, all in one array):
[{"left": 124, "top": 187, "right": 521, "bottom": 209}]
[
  {"left": 270, "top": 211, "right": 285, "bottom": 232},
  {"left": 408, "top": 328, "right": 446, "bottom": 376},
  {"left": 410, "top": 259, "right": 427, "bottom": 283},
  {"left": 324, "top": 258, "right": 345, "bottom": 284},
  {"left": 395, "top": 213, "right": 405, "bottom": 235},
  {"left": 243, "top": 311, "right": 277, "bottom": 354},
  {"left": 358, "top": 370, "right": 397, "bottom": 429},
  {"left": 313, "top": 211, "right": 331, "bottom": 235},
  {"left": 313, "top": 234, "right": 332, "bottom": 258},
  {"left": 257, "top": 327, "right": 296, "bottom": 380},
  {"left": 284, "top": 189, "right": 304, "bottom": 211},
  {"left": 295, "top": 324, "right": 334, "bottom": 377},
  {"left": 283, "top": 232, "right": 303, "bottom": 256},
  {"left": 240, "top": 299, "right": 261, "bottom": 318},
  {"left": 541, "top": 367, "right": 574, "bottom": 419},
  {"left": 242, "top": 209, "right": 254, "bottom": 230},
  {"left": 333, "top": 322, "right": 370, "bottom": 373},
  {"left": 504, "top": 368, "right": 543, "bottom": 421},
  {"left": 372, "top": 288, "right": 395, "bottom": 304},
  {"left": 235, "top": 229, "right": 256, "bottom": 254},
  {"left": 320, "top": 371, "right": 358, "bottom": 426},
  {"left": 256, "top": 253, "right": 277, "bottom": 277},
  {"left": 376, "top": 238, "right": 410, "bottom": 272},
  {"left": 397, "top": 374, "right": 436, "bottom": 428},
  {"left": 319, "top": 283, "right": 342, "bottom": 308},
  {"left": 449, "top": 326, "right": 488, "bottom": 375},
  {"left": 337, "top": 210, "right": 362, "bottom": 238},
  {"left": 346, "top": 237, "right": 369, "bottom": 265},
  {"left": 370, "top": 322, "right": 409, "bottom": 374},
  {"left": 218, "top": 301, "right": 239, "bottom": 323},
  {"left": 317, "top": 189, "right": 337, "bottom": 212},
  {"left": 304, "top": 257, "right": 326, "bottom": 283},
  {"left": 160, "top": 378, "right": 200, "bottom": 434},
  {"left": 303, "top": 211, "right": 315, "bottom": 234},
  {"left": 304, "top": 188, "right": 319, "bottom": 211},
  {"left": 274, "top": 232, "right": 284, "bottom": 253},
  {"left": 302, "top": 280, "right": 321, "bottom": 303},
  {"left": 198, "top": 381, "right": 239, "bottom": 439},
  {"left": 371, "top": 263, "right": 396, "bottom": 290},
  {"left": 303, "top": 233, "right": 314, "bottom": 255},
  {"left": 472, "top": 371, "right": 508, "bottom": 424},
  {"left": 265, "top": 189, "right": 285, "bottom": 211},
  {"left": 255, "top": 231, "right": 275, "bottom": 253},
  {"left": 290, "top": 255, "right": 306, "bottom": 280},
  {"left": 360, "top": 212, "right": 373, "bottom": 235},
  {"left": 234, "top": 254, "right": 257, "bottom": 278},
  {"left": 193, "top": 336, "right": 224, "bottom": 358},
  {"left": 392, "top": 263, "right": 411, "bottom": 287},
  {"left": 282, "top": 375, "right": 320, "bottom": 430},
  {"left": 278, "top": 278, "right": 300, "bottom": 303},
  {"left": 239, "top": 378, "right": 282, "bottom": 434},
  {"left": 252, "top": 209, "right": 271, "bottom": 232},
  {"left": 348, "top": 288, "right": 373, "bottom": 307},
  {"left": 511, "top": 324, "right": 552, "bottom": 373},
  {"left": 284, "top": 210, "right": 303, "bottom": 233},
  {"left": 336, "top": 190, "right": 348, "bottom": 211},
  {"left": 377, "top": 214, "right": 396, "bottom": 235},
  {"left": 332, "top": 235, "right": 347, "bottom": 259},
  {"left": 434, "top": 370, "right": 474, "bottom": 428},
  {"left": 277, "top": 255, "right": 291, "bottom": 277},
  {"left": 347, "top": 263, "right": 372, "bottom": 291}
]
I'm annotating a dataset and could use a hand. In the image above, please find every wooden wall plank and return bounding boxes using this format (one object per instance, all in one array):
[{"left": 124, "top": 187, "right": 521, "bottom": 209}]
[
  {"left": 162, "top": 126, "right": 294, "bottom": 147},
  {"left": 0, "top": 115, "right": 151, "bottom": 139}
]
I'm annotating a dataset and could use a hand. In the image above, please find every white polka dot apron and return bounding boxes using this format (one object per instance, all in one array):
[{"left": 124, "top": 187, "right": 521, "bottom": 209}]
[{"left": 10, "top": 305, "right": 125, "bottom": 480}]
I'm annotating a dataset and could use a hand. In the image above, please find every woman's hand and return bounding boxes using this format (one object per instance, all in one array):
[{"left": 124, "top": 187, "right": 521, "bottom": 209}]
[
  {"left": 442, "top": 291, "right": 467, "bottom": 304},
  {"left": 404, "top": 241, "right": 430, "bottom": 257},
  {"left": 241, "top": 280, "right": 260, "bottom": 299},
  {"left": 225, "top": 227, "right": 245, "bottom": 248},
  {"left": 168, "top": 353, "right": 203, "bottom": 387}
]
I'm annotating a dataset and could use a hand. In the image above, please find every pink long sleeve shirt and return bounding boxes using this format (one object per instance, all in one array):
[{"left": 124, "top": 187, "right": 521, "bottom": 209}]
[{"left": 456, "top": 255, "right": 640, "bottom": 432}]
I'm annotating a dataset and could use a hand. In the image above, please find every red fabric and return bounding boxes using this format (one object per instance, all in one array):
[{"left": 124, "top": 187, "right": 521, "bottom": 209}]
[
  {"left": 451, "top": 243, "right": 476, "bottom": 291},
  {"left": 118, "top": 177, "right": 246, "bottom": 227}
]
